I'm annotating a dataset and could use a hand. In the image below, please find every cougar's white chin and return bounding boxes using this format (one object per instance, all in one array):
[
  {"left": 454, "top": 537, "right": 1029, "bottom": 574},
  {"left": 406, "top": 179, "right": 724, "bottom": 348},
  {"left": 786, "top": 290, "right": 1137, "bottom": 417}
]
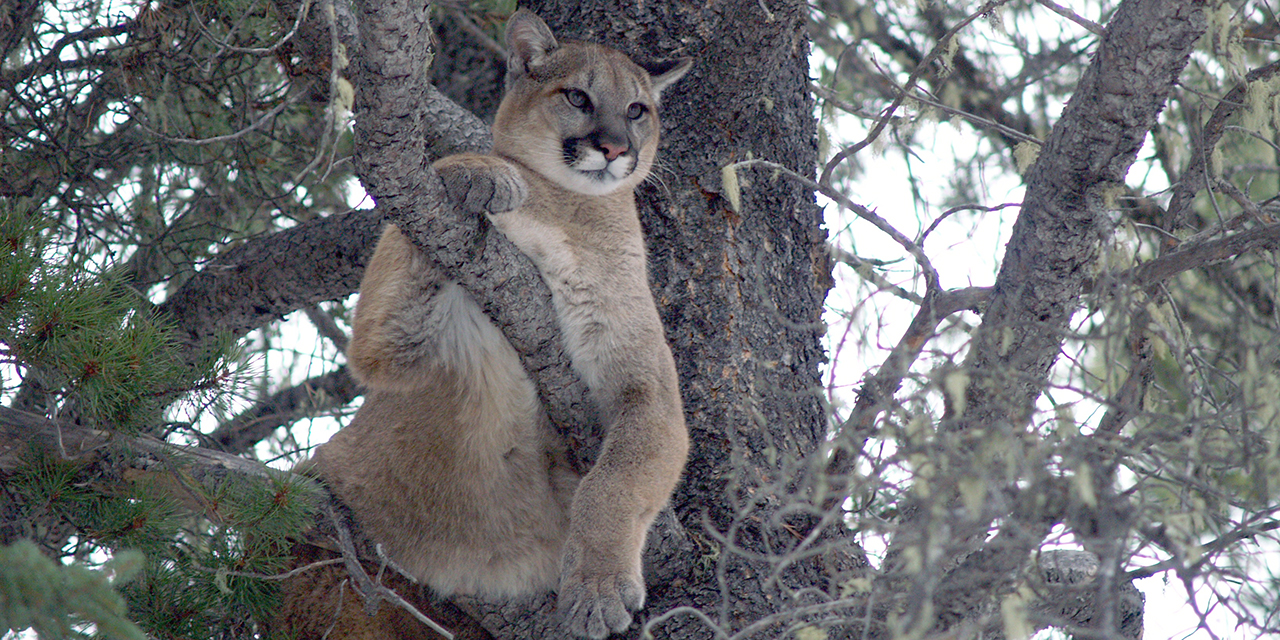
[{"left": 556, "top": 150, "right": 637, "bottom": 196}]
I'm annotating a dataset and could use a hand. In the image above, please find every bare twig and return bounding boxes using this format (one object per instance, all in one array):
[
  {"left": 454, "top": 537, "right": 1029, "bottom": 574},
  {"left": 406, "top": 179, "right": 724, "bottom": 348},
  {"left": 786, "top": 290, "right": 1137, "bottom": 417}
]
[
  {"left": 900, "top": 89, "right": 1043, "bottom": 146},
  {"left": 320, "top": 579, "right": 347, "bottom": 640},
  {"left": 829, "top": 245, "right": 922, "bottom": 305},
  {"left": 190, "top": 556, "right": 345, "bottom": 581},
  {"left": 728, "top": 158, "right": 940, "bottom": 295},
  {"left": 1166, "top": 60, "right": 1280, "bottom": 228},
  {"left": 325, "top": 501, "right": 455, "bottom": 639},
  {"left": 1127, "top": 519, "right": 1280, "bottom": 581},
  {"left": 826, "top": 285, "right": 991, "bottom": 484},
  {"left": 919, "top": 202, "right": 1022, "bottom": 246},
  {"left": 641, "top": 606, "right": 731, "bottom": 640},
  {"left": 132, "top": 86, "right": 312, "bottom": 146},
  {"left": 286, "top": 0, "right": 349, "bottom": 191},
  {"left": 1034, "top": 0, "right": 1105, "bottom": 34},
  {"left": 193, "top": 0, "right": 313, "bottom": 55},
  {"left": 810, "top": 82, "right": 905, "bottom": 123},
  {"left": 819, "top": 0, "right": 1016, "bottom": 184},
  {"left": 208, "top": 368, "right": 360, "bottom": 455}
]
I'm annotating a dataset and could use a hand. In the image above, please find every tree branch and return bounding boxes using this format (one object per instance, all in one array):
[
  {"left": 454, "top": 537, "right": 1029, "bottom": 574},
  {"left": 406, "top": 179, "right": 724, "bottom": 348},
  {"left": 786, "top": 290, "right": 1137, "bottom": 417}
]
[
  {"left": 157, "top": 208, "right": 380, "bottom": 362},
  {"left": 825, "top": 285, "right": 990, "bottom": 503},
  {"left": 888, "top": 0, "right": 1208, "bottom": 633},
  {"left": 1165, "top": 59, "right": 1280, "bottom": 229},
  {"left": 0, "top": 406, "right": 288, "bottom": 482},
  {"left": 959, "top": 0, "right": 1206, "bottom": 435},
  {"left": 208, "top": 368, "right": 361, "bottom": 455},
  {"left": 338, "top": 0, "right": 597, "bottom": 452},
  {"left": 1128, "top": 221, "right": 1280, "bottom": 286},
  {"left": 302, "top": 304, "right": 350, "bottom": 352}
]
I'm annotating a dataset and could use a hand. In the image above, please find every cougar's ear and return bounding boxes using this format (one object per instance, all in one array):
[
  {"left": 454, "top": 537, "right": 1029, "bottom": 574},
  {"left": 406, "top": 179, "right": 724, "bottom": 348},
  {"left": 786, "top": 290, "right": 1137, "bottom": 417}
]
[
  {"left": 642, "top": 57, "right": 693, "bottom": 99},
  {"left": 505, "top": 9, "right": 558, "bottom": 79}
]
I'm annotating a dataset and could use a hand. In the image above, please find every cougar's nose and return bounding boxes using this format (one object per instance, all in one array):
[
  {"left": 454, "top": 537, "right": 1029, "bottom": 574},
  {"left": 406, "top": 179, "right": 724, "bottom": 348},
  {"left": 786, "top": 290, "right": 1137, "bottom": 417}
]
[{"left": 600, "top": 141, "right": 629, "bottom": 161}]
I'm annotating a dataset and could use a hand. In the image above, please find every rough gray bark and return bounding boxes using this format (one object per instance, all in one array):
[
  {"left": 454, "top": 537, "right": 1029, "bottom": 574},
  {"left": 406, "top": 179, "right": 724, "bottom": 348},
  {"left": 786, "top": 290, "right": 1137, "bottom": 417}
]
[
  {"left": 959, "top": 0, "right": 1207, "bottom": 431},
  {"left": 1032, "top": 550, "right": 1145, "bottom": 640},
  {"left": 428, "top": 9, "right": 505, "bottom": 123}
]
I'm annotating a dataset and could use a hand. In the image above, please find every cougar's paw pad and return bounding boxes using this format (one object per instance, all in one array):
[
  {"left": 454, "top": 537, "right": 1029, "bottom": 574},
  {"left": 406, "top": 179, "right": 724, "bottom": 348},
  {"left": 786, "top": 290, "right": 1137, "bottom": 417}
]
[
  {"left": 435, "top": 160, "right": 527, "bottom": 215},
  {"left": 557, "top": 572, "right": 644, "bottom": 639}
]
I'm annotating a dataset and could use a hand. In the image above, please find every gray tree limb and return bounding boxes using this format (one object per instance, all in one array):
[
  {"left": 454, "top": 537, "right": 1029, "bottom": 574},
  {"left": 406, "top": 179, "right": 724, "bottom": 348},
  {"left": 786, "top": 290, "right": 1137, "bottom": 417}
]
[
  {"left": 335, "top": 0, "right": 597, "bottom": 460},
  {"left": 960, "top": 0, "right": 1206, "bottom": 432},
  {"left": 904, "top": 0, "right": 1208, "bottom": 634}
]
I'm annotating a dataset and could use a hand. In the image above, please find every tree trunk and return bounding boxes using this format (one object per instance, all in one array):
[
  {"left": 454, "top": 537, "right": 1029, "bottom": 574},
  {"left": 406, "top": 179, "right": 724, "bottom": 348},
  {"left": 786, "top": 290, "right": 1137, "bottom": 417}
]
[{"left": 428, "top": 1, "right": 832, "bottom": 637}]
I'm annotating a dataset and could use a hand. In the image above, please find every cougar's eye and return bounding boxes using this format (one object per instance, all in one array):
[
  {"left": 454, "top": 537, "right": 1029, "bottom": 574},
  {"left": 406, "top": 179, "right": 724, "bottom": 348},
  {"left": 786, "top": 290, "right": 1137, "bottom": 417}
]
[
  {"left": 626, "top": 102, "right": 647, "bottom": 120},
  {"left": 563, "top": 89, "right": 590, "bottom": 110}
]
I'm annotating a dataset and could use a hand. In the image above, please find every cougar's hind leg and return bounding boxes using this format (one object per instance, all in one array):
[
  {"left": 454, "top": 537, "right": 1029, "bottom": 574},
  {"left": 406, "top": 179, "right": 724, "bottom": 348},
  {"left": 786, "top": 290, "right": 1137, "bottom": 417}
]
[{"left": 347, "top": 226, "right": 463, "bottom": 392}]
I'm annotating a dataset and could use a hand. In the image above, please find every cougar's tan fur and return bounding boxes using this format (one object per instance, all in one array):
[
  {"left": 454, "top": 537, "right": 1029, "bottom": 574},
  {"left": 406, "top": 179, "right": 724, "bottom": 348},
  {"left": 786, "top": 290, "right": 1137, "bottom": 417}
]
[{"left": 285, "top": 10, "right": 690, "bottom": 640}]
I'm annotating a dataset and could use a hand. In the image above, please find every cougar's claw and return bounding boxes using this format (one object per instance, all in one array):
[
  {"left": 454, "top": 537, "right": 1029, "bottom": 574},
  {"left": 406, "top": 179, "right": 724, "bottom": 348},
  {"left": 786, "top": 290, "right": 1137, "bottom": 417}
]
[{"left": 558, "top": 570, "right": 644, "bottom": 639}]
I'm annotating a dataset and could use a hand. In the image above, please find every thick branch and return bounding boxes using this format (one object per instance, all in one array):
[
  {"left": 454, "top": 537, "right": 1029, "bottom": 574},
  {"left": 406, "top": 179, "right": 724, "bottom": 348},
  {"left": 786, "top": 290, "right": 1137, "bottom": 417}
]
[
  {"left": 1129, "top": 221, "right": 1280, "bottom": 286},
  {"left": 340, "top": 0, "right": 596, "bottom": 449},
  {"left": 960, "top": 0, "right": 1206, "bottom": 433},
  {"left": 158, "top": 208, "right": 380, "bottom": 362},
  {"left": 903, "top": 0, "right": 1207, "bottom": 633}
]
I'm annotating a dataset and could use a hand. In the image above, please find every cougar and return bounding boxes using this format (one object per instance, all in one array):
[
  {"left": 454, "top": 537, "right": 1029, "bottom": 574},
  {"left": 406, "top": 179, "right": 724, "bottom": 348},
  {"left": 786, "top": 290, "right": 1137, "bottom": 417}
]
[{"left": 283, "top": 10, "right": 691, "bottom": 639}]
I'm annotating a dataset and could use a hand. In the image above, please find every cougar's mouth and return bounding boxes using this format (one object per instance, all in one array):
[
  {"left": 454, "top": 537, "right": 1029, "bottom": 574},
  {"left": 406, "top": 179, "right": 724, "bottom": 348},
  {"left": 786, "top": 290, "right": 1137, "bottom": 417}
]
[{"left": 563, "top": 139, "right": 634, "bottom": 181}]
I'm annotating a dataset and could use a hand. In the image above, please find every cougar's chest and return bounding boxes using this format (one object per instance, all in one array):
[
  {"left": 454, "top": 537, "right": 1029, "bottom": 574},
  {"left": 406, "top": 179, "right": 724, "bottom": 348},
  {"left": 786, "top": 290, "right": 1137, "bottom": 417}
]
[{"left": 490, "top": 170, "right": 645, "bottom": 275}]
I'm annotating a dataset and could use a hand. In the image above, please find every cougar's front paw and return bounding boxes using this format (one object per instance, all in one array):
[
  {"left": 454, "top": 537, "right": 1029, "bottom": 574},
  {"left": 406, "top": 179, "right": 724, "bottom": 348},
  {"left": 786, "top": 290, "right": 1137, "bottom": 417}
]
[
  {"left": 434, "top": 156, "right": 527, "bottom": 215},
  {"left": 557, "top": 569, "right": 644, "bottom": 639}
]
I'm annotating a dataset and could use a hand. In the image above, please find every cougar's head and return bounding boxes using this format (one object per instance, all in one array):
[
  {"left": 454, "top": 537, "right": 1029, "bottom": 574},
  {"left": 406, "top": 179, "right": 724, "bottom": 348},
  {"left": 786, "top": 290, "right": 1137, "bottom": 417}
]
[{"left": 492, "top": 10, "right": 691, "bottom": 197}]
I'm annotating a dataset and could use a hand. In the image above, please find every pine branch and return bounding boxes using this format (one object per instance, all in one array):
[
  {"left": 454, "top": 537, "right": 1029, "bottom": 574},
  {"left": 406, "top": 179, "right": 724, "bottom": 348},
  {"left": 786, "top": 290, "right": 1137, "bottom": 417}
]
[{"left": 0, "top": 405, "right": 491, "bottom": 639}]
